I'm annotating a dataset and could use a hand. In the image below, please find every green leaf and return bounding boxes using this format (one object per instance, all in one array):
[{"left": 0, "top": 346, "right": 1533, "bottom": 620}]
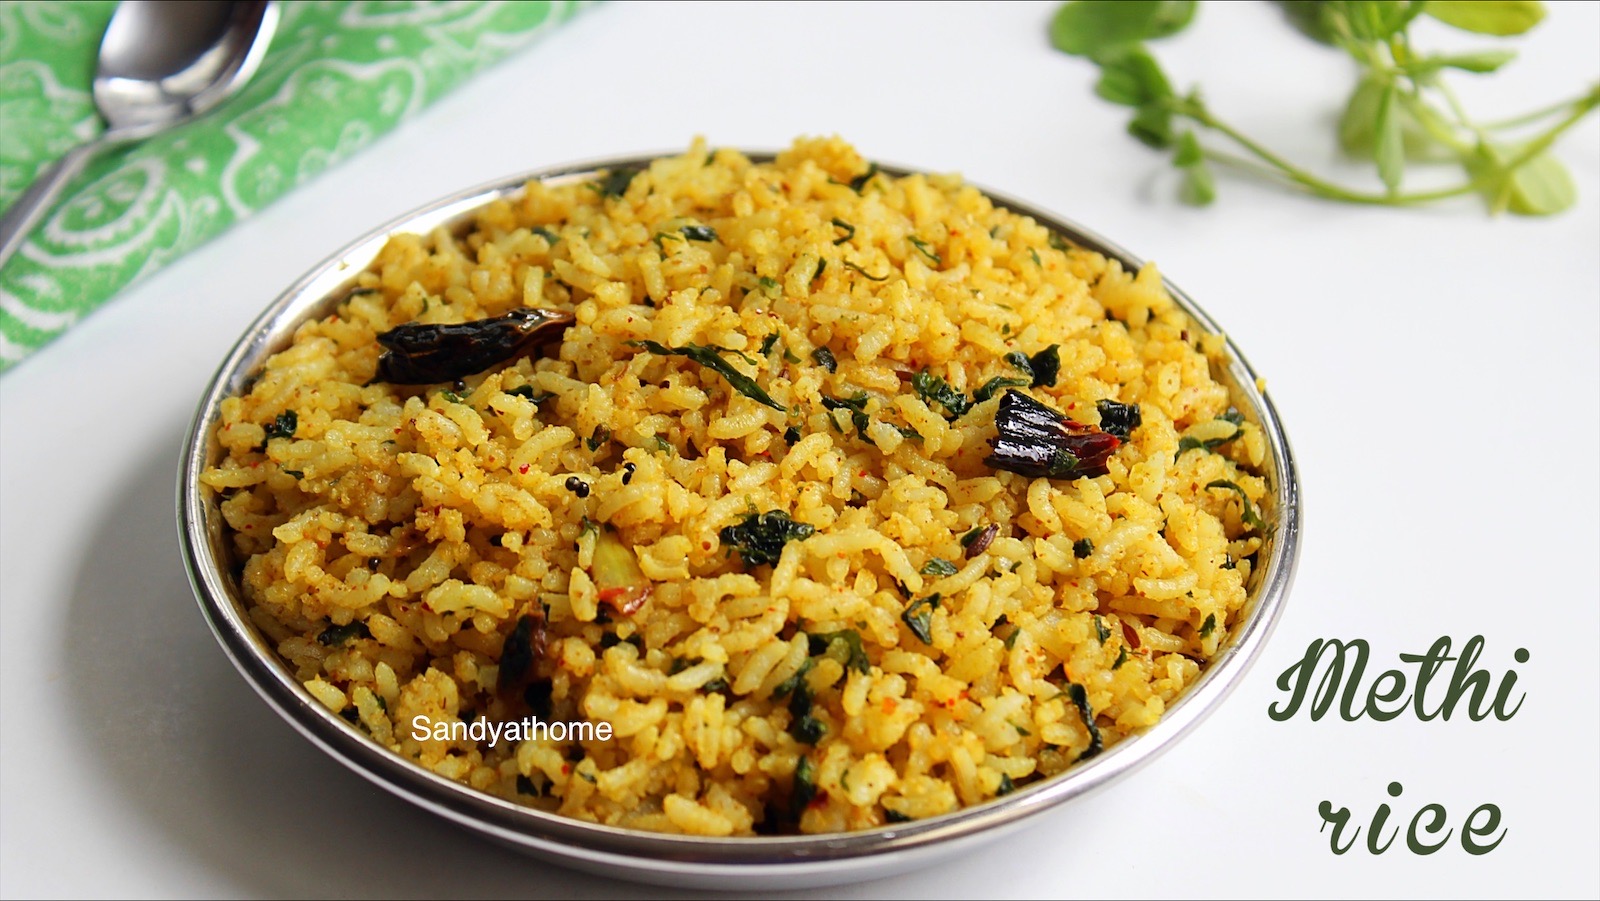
[
  {"left": 1172, "top": 130, "right": 1216, "bottom": 205},
  {"left": 1425, "top": 0, "right": 1545, "bottom": 36},
  {"left": 1470, "top": 140, "right": 1576, "bottom": 216},
  {"left": 1274, "top": 0, "right": 1337, "bottom": 44},
  {"left": 1093, "top": 46, "right": 1173, "bottom": 107},
  {"left": 1173, "top": 129, "right": 1203, "bottom": 167},
  {"left": 1373, "top": 83, "right": 1406, "bottom": 193},
  {"left": 1179, "top": 158, "right": 1217, "bottom": 205},
  {"left": 1403, "top": 49, "right": 1517, "bottom": 77},
  {"left": 1049, "top": 1, "right": 1197, "bottom": 58},
  {"left": 1340, "top": 0, "right": 1429, "bottom": 41},
  {"left": 1128, "top": 103, "right": 1175, "bottom": 148},
  {"left": 1504, "top": 150, "right": 1577, "bottom": 215},
  {"left": 1338, "top": 74, "right": 1388, "bottom": 154}
]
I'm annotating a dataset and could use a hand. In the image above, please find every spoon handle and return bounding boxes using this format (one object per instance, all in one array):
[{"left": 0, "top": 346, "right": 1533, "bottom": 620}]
[{"left": 0, "top": 140, "right": 104, "bottom": 272}]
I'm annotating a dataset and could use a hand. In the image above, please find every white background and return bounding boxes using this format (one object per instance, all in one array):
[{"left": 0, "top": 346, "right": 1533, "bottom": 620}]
[{"left": 3, "top": 1, "right": 1596, "bottom": 897}]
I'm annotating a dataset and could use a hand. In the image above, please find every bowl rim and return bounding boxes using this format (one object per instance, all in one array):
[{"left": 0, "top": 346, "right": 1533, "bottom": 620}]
[{"left": 178, "top": 149, "right": 1302, "bottom": 873}]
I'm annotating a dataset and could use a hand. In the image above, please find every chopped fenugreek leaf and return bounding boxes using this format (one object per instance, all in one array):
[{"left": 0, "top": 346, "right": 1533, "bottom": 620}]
[
  {"left": 808, "top": 628, "right": 871, "bottom": 675},
  {"left": 1094, "top": 614, "right": 1111, "bottom": 643},
  {"left": 317, "top": 619, "right": 370, "bottom": 646},
  {"left": 831, "top": 218, "right": 856, "bottom": 245},
  {"left": 264, "top": 410, "right": 298, "bottom": 442},
  {"left": 997, "top": 773, "right": 1016, "bottom": 796},
  {"left": 506, "top": 385, "right": 555, "bottom": 404},
  {"left": 908, "top": 235, "right": 942, "bottom": 266},
  {"left": 974, "top": 375, "right": 1032, "bottom": 403},
  {"left": 792, "top": 756, "right": 817, "bottom": 817},
  {"left": 783, "top": 426, "right": 802, "bottom": 444},
  {"left": 1095, "top": 399, "right": 1142, "bottom": 440},
  {"left": 810, "top": 346, "right": 837, "bottom": 373},
  {"left": 720, "top": 510, "right": 816, "bottom": 567},
  {"left": 919, "top": 557, "right": 959, "bottom": 577},
  {"left": 847, "top": 162, "right": 880, "bottom": 193},
  {"left": 1113, "top": 644, "right": 1129, "bottom": 669},
  {"left": 885, "top": 809, "right": 913, "bottom": 823},
  {"left": 531, "top": 226, "right": 559, "bottom": 244},
  {"left": 1065, "top": 682, "right": 1104, "bottom": 761},
  {"left": 1028, "top": 345, "right": 1062, "bottom": 388},
  {"left": 911, "top": 369, "right": 972, "bottom": 419},
  {"left": 629, "top": 340, "right": 784, "bottom": 411},
  {"left": 1004, "top": 351, "right": 1035, "bottom": 378},
  {"left": 1074, "top": 537, "right": 1094, "bottom": 559},
  {"left": 587, "top": 426, "right": 611, "bottom": 451},
  {"left": 681, "top": 224, "right": 717, "bottom": 242},
  {"left": 1206, "top": 479, "right": 1268, "bottom": 532},
  {"left": 842, "top": 260, "right": 889, "bottom": 281},
  {"left": 758, "top": 276, "right": 781, "bottom": 294},
  {"left": 901, "top": 593, "right": 942, "bottom": 644},
  {"left": 1199, "top": 612, "right": 1217, "bottom": 640},
  {"left": 759, "top": 333, "right": 780, "bottom": 356},
  {"left": 590, "top": 167, "right": 640, "bottom": 198}
]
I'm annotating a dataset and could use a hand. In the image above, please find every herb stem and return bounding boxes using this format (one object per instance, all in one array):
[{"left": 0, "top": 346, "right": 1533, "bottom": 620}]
[
  {"left": 1182, "top": 101, "right": 1477, "bottom": 206},
  {"left": 1480, "top": 86, "right": 1600, "bottom": 131}
]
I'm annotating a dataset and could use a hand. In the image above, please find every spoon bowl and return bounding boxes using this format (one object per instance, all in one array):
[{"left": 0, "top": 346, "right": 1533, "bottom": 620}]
[{"left": 0, "top": 0, "right": 279, "bottom": 267}]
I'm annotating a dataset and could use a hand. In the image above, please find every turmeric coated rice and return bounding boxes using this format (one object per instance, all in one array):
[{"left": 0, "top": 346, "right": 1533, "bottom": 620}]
[{"left": 202, "top": 137, "right": 1271, "bottom": 835}]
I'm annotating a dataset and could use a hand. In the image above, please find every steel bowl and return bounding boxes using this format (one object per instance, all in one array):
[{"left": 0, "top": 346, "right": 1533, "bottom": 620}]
[{"left": 179, "top": 151, "right": 1302, "bottom": 890}]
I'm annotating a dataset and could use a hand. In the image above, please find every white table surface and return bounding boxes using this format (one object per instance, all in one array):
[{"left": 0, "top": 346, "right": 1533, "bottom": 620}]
[{"left": 3, "top": 1, "right": 1597, "bottom": 897}]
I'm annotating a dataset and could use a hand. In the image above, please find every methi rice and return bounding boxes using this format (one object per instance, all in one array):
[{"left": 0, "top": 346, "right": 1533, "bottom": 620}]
[{"left": 201, "top": 137, "right": 1271, "bottom": 835}]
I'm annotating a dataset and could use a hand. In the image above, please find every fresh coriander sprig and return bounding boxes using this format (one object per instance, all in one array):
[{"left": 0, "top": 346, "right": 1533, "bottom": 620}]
[{"left": 1049, "top": 0, "right": 1599, "bottom": 215}]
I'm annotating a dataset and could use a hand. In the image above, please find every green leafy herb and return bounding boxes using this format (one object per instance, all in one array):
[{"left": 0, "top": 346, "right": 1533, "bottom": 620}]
[
  {"left": 720, "top": 510, "right": 816, "bottom": 567},
  {"left": 831, "top": 218, "right": 856, "bottom": 245},
  {"left": 920, "top": 557, "right": 959, "bottom": 577},
  {"left": 1048, "top": 0, "right": 1597, "bottom": 215},
  {"left": 317, "top": 620, "right": 370, "bottom": 646},
  {"left": 264, "top": 410, "right": 298, "bottom": 442},
  {"left": 885, "top": 809, "right": 913, "bottom": 823},
  {"left": 792, "top": 713, "right": 828, "bottom": 744},
  {"left": 997, "top": 773, "right": 1017, "bottom": 796},
  {"left": 1094, "top": 614, "right": 1110, "bottom": 643},
  {"left": 531, "top": 226, "right": 560, "bottom": 244},
  {"left": 587, "top": 426, "right": 611, "bottom": 451},
  {"left": 576, "top": 769, "right": 598, "bottom": 784},
  {"left": 681, "top": 224, "right": 717, "bottom": 242},
  {"left": 821, "top": 391, "right": 874, "bottom": 444},
  {"left": 282, "top": 469, "right": 305, "bottom": 480},
  {"left": 842, "top": 260, "right": 889, "bottom": 281},
  {"left": 1112, "top": 644, "right": 1129, "bottom": 669},
  {"left": 784, "top": 426, "right": 802, "bottom": 444},
  {"left": 507, "top": 385, "right": 555, "bottom": 404},
  {"left": 792, "top": 756, "right": 818, "bottom": 816},
  {"left": 810, "top": 346, "right": 838, "bottom": 373},
  {"left": 1028, "top": 345, "right": 1061, "bottom": 388},
  {"left": 812, "top": 258, "right": 827, "bottom": 284},
  {"left": 590, "top": 167, "right": 641, "bottom": 198},
  {"left": 652, "top": 435, "right": 673, "bottom": 454},
  {"left": 1206, "top": 479, "right": 1268, "bottom": 532},
  {"left": 808, "top": 629, "right": 871, "bottom": 675},
  {"left": 759, "top": 333, "right": 780, "bottom": 356},
  {"left": 629, "top": 340, "right": 785, "bottom": 411},
  {"left": 1004, "top": 351, "right": 1035, "bottom": 379},
  {"left": 901, "top": 593, "right": 942, "bottom": 644},
  {"left": 1074, "top": 537, "right": 1095, "bottom": 559},
  {"left": 1064, "top": 682, "right": 1104, "bottom": 761},
  {"left": 773, "top": 658, "right": 814, "bottom": 699},
  {"left": 912, "top": 369, "right": 972, "bottom": 419},
  {"left": 847, "top": 162, "right": 880, "bottom": 193},
  {"left": 908, "top": 235, "right": 942, "bottom": 266},
  {"left": 759, "top": 276, "right": 782, "bottom": 294},
  {"left": 1199, "top": 612, "right": 1217, "bottom": 639},
  {"left": 440, "top": 389, "right": 467, "bottom": 404},
  {"left": 974, "top": 376, "right": 1032, "bottom": 403}
]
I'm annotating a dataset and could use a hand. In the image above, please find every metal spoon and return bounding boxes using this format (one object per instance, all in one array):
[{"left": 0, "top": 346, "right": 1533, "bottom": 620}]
[{"left": 0, "top": 1, "right": 280, "bottom": 269}]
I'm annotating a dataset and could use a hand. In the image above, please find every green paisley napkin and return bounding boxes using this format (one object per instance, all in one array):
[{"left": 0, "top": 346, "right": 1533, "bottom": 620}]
[{"left": 0, "top": 0, "right": 588, "bottom": 371}]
